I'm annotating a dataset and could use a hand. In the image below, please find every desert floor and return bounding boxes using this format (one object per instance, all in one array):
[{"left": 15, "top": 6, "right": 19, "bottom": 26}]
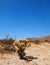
[{"left": 0, "top": 42, "right": 50, "bottom": 65}]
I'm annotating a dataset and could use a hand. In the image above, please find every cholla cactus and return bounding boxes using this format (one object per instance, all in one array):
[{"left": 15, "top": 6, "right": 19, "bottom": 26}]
[{"left": 13, "top": 40, "right": 31, "bottom": 59}]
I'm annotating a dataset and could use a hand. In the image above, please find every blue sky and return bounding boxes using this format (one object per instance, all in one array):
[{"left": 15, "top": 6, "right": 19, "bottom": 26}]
[{"left": 0, "top": 0, "right": 50, "bottom": 39}]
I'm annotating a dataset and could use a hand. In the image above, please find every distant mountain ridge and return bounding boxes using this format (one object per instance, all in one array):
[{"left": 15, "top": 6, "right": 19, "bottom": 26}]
[{"left": 26, "top": 35, "right": 50, "bottom": 42}]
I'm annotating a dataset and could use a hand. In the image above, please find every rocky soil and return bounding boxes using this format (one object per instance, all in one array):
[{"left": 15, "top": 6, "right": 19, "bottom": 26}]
[{"left": 0, "top": 42, "right": 50, "bottom": 65}]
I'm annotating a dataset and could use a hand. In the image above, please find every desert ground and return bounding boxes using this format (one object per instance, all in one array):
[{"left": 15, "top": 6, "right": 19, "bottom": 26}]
[{"left": 0, "top": 40, "right": 50, "bottom": 65}]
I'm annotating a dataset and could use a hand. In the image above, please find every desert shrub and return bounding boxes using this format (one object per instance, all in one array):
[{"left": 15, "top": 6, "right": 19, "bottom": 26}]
[
  {"left": 4, "top": 38, "right": 15, "bottom": 51},
  {"left": 0, "top": 37, "right": 15, "bottom": 52},
  {"left": 34, "top": 40, "right": 40, "bottom": 44},
  {"left": 45, "top": 40, "right": 49, "bottom": 42},
  {"left": 0, "top": 35, "right": 15, "bottom": 51},
  {"left": 19, "top": 40, "right": 28, "bottom": 44}
]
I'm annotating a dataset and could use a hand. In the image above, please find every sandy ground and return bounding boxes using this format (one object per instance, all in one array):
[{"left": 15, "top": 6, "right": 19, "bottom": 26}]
[{"left": 0, "top": 42, "right": 50, "bottom": 65}]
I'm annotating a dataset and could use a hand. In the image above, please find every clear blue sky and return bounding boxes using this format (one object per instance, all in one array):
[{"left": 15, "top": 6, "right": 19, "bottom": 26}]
[{"left": 0, "top": 0, "right": 50, "bottom": 39}]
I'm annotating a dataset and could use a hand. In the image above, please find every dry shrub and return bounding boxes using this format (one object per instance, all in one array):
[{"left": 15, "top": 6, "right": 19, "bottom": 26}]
[
  {"left": 0, "top": 36, "right": 15, "bottom": 51},
  {"left": 34, "top": 40, "right": 40, "bottom": 44},
  {"left": 45, "top": 40, "right": 50, "bottom": 42},
  {"left": 4, "top": 38, "right": 15, "bottom": 51}
]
